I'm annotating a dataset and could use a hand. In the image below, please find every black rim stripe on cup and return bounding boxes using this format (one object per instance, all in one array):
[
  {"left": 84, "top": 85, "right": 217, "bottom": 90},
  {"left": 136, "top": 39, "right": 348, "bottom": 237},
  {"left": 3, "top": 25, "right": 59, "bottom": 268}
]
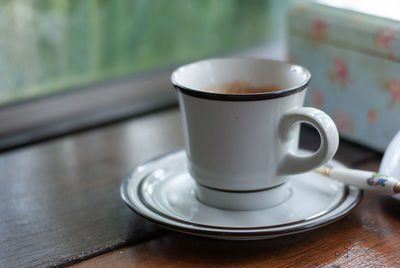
[
  {"left": 196, "top": 181, "right": 287, "bottom": 193},
  {"left": 173, "top": 82, "right": 310, "bottom": 101},
  {"left": 171, "top": 58, "right": 311, "bottom": 101}
]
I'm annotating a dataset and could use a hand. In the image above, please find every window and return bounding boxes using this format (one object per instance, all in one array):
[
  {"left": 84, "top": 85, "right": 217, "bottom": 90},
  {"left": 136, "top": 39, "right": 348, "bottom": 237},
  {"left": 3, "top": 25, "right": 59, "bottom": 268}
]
[{"left": 0, "top": 0, "right": 290, "bottom": 150}]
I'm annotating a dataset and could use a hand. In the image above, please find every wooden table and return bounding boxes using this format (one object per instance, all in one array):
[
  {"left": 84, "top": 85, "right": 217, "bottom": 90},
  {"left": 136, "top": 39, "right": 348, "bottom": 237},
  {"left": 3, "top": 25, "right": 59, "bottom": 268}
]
[{"left": 1, "top": 108, "right": 399, "bottom": 267}]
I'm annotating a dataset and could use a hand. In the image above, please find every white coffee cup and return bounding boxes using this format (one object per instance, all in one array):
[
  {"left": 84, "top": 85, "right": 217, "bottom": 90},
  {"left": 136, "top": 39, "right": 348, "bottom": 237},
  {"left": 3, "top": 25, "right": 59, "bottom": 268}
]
[{"left": 171, "top": 58, "right": 339, "bottom": 211}]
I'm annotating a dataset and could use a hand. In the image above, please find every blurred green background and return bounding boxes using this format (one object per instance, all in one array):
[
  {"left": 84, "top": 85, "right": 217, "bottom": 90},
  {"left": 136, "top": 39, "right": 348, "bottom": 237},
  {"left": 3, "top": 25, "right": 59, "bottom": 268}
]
[{"left": 0, "top": 0, "right": 290, "bottom": 106}]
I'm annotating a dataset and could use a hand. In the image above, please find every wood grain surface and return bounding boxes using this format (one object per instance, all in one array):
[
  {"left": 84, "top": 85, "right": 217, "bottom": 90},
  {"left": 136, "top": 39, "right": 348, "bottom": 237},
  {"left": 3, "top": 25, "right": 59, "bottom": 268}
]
[
  {"left": 1, "top": 108, "right": 395, "bottom": 267},
  {"left": 0, "top": 109, "right": 183, "bottom": 267}
]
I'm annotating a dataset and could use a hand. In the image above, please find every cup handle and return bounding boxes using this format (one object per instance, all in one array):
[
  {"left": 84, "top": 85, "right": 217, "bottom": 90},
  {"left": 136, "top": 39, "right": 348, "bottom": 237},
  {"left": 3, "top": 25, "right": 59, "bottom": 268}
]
[{"left": 277, "top": 107, "right": 339, "bottom": 175}]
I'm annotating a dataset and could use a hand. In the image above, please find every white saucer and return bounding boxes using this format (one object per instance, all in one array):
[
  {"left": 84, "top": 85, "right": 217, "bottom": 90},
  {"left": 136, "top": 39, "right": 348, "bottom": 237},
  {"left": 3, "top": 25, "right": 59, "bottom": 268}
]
[{"left": 121, "top": 150, "right": 362, "bottom": 240}]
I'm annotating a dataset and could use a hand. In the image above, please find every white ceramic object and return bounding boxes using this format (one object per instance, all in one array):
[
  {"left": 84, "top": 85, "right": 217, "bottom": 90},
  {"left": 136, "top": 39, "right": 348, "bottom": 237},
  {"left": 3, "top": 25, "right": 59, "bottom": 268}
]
[
  {"left": 171, "top": 58, "right": 339, "bottom": 210},
  {"left": 379, "top": 130, "right": 400, "bottom": 200},
  {"left": 121, "top": 150, "right": 362, "bottom": 240},
  {"left": 316, "top": 166, "right": 400, "bottom": 195}
]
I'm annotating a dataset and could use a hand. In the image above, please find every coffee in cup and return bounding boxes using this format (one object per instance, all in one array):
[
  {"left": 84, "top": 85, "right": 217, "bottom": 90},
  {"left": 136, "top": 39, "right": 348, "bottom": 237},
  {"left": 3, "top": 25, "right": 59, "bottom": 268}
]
[{"left": 205, "top": 81, "right": 281, "bottom": 94}]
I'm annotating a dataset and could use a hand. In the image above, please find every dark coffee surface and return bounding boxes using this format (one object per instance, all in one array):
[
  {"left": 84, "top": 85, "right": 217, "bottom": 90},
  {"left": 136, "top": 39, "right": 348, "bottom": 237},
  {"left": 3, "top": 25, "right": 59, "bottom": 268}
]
[{"left": 206, "top": 81, "right": 281, "bottom": 94}]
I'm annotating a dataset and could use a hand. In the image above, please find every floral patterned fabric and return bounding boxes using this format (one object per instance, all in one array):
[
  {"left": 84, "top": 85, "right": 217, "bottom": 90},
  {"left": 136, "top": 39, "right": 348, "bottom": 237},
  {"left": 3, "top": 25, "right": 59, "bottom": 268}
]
[{"left": 289, "top": 2, "right": 400, "bottom": 151}]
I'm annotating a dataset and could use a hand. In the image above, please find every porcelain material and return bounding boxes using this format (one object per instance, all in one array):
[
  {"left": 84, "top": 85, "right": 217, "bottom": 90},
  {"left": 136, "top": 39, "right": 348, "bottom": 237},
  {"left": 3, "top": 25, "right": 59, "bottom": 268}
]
[
  {"left": 379, "top": 130, "right": 400, "bottom": 200},
  {"left": 121, "top": 150, "right": 362, "bottom": 240},
  {"left": 195, "top": 182, "right": 291, "bottom": 211},
  {"left": 317, "top": 166, "right": 400, "bottom": 195},
  {"left": 171, "top": 58, "right": 339, "bottom": 210}
]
